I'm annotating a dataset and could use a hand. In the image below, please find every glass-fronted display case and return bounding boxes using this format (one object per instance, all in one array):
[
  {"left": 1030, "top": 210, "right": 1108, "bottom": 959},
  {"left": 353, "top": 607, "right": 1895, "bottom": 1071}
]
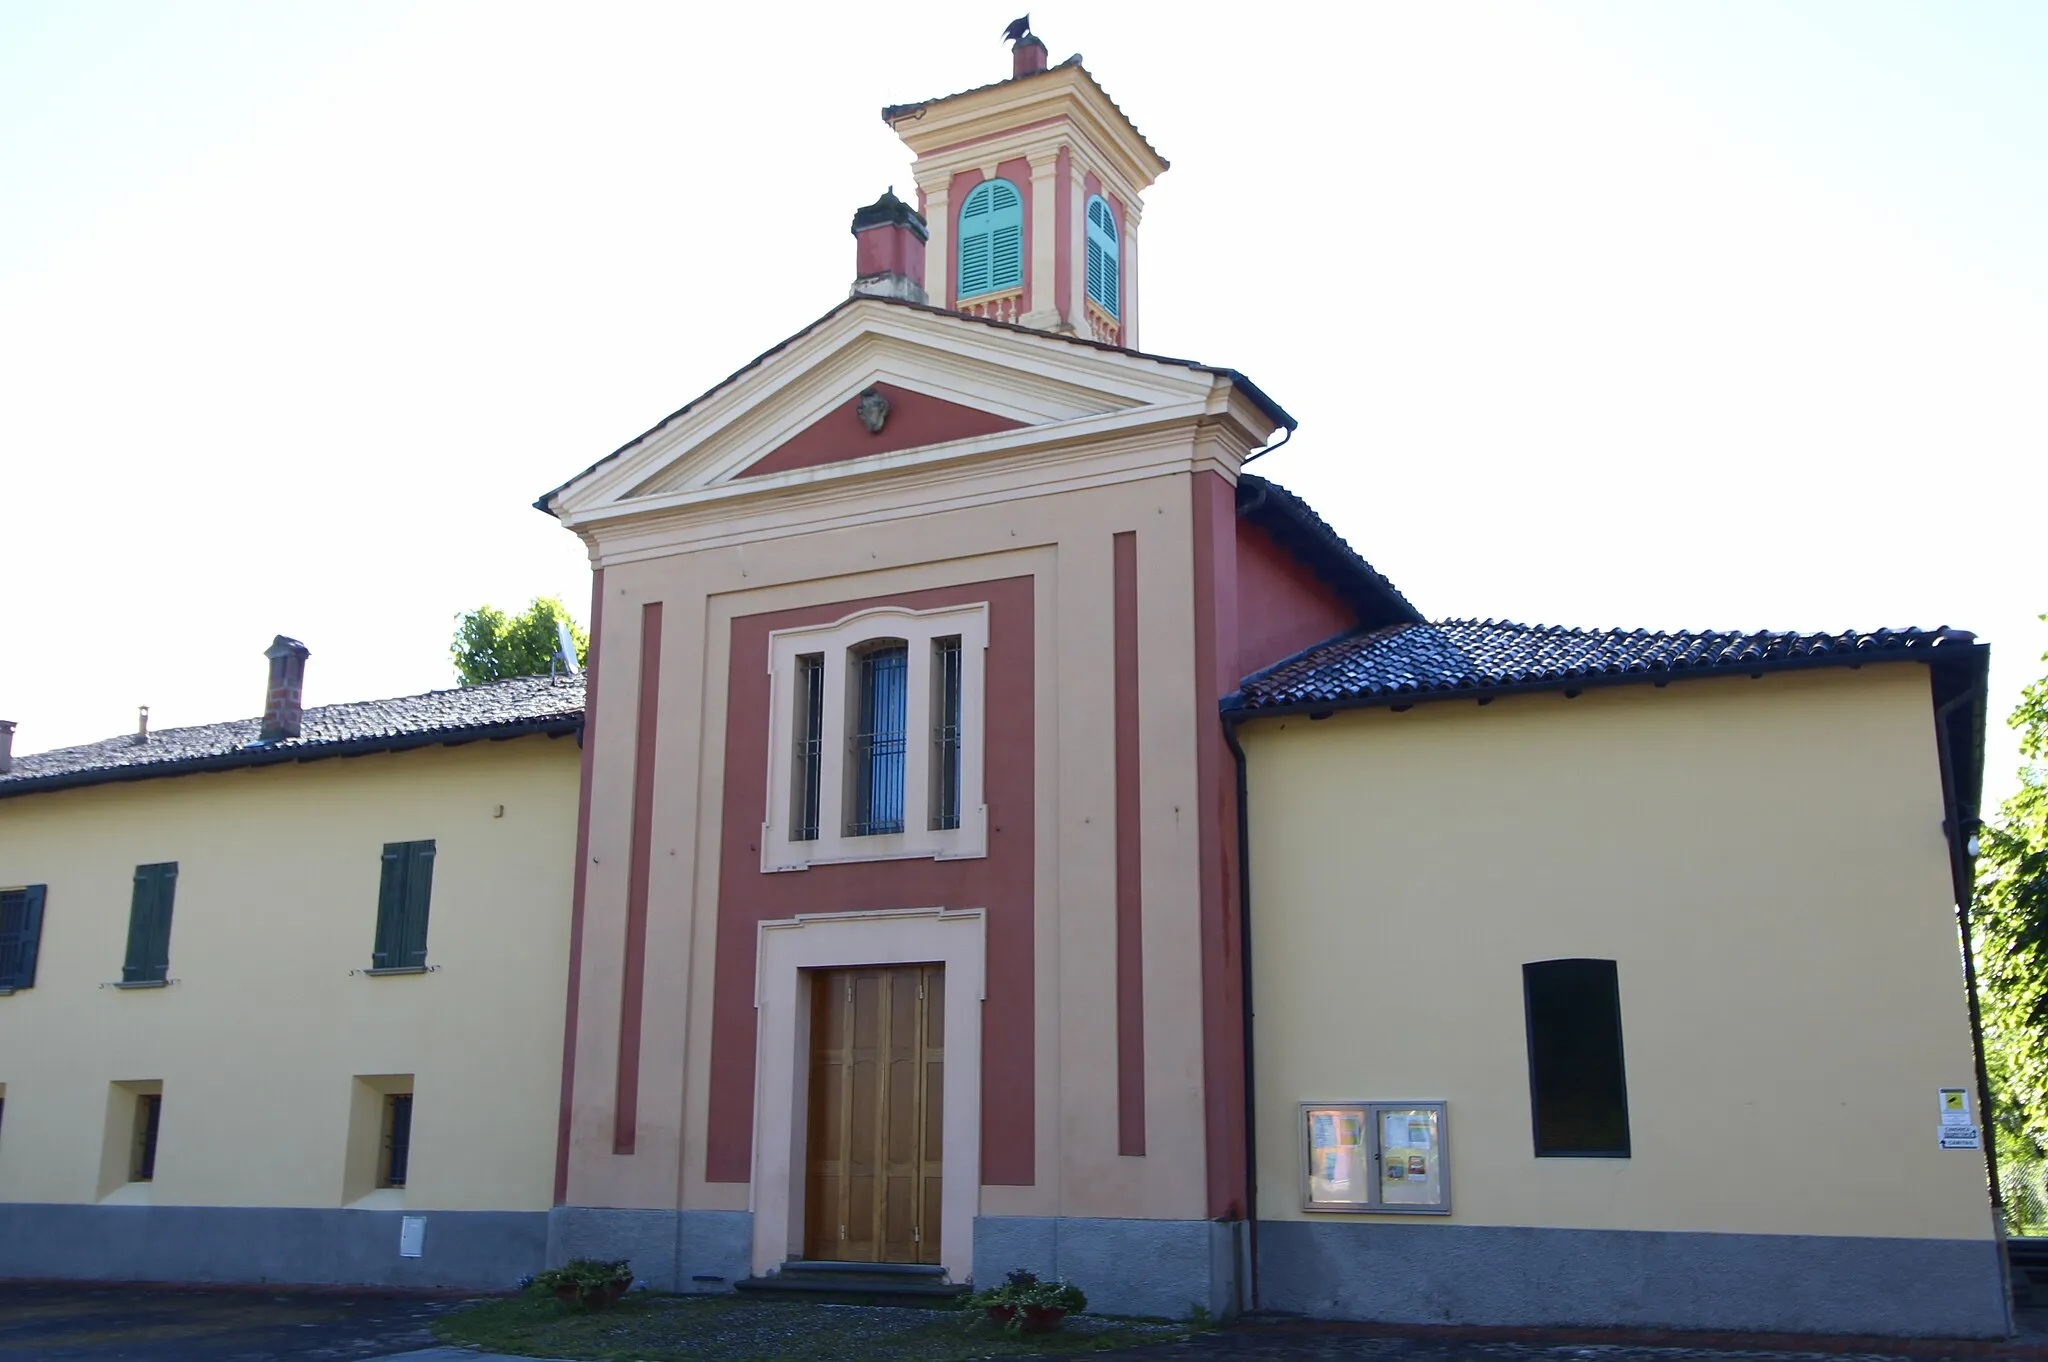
[{"left": 1300, "top": 1101, "right": 1449, "bottom": 1214}]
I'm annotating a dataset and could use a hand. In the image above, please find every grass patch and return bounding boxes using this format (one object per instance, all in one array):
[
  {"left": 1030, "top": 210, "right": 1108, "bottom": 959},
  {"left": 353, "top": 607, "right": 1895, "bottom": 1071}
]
[{"left": 434, "top": 1292, "right": 1193, "bottom": 1360}]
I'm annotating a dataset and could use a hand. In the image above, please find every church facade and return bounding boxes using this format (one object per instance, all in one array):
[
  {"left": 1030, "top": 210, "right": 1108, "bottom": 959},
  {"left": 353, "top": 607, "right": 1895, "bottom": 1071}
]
[
  {"left": 0, "top": 29, "right": 2010, "bottom": 1339},
  {"left": 536, "top": 31, "right": 2008, "bottom": 1337}
]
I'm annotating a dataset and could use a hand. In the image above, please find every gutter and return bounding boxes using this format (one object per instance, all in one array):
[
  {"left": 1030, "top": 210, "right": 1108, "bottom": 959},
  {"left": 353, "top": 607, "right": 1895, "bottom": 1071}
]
[
  {"left": 1222, "top": 712, "right": 1259, "bottom": 1313},
  {"left": 0, "top": 717, "right": 583, "bottom": 800},
  {"left": 1224, "top": 647, "right": 1986, "bottom": 726},
  {"left": 1931, "top": 677, "right": 2015, "bottom": 1333}
]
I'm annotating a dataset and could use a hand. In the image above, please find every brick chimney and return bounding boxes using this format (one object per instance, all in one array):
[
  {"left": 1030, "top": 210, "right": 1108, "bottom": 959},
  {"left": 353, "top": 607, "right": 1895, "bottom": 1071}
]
[
  {"left": 850, "top": 188, "right": 928, "bottom": 304},
  {"left": 260, "top": 635, "right": 311, "bottom": 742},
  {"left": 0, "top": 720, "right": 14, "bottom": 775},
  {"left": 1012, "top": 34, "right": 1048, "bottom": 78}
]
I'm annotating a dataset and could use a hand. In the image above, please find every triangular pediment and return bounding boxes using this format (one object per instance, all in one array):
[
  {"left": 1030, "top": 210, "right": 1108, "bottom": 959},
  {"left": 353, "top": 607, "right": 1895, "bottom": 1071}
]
[{"left": 543, "top": 298, "right": 1282, "bottom": 531}]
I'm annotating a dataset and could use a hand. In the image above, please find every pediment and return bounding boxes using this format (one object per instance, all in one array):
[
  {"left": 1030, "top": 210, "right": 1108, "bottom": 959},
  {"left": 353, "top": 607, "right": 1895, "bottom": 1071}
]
[{"left": 545, "top": 299, "right": 1269, "bottom": 529}]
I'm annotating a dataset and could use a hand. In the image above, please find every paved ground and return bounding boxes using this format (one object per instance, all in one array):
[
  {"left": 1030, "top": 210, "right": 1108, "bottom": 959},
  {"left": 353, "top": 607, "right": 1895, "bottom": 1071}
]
[
  {"left": 0, "top": 1283, "right": 463, "bottom": 1360},
  {"left": 0, "top": 1283, "right": 2041, "bottom": 1362}
]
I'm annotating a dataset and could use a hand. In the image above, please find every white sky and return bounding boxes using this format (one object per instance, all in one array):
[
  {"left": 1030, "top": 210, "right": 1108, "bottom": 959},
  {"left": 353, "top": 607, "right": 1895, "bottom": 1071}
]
[{"left": 3, "top": 1, "right": 2043, "bottom": 804}]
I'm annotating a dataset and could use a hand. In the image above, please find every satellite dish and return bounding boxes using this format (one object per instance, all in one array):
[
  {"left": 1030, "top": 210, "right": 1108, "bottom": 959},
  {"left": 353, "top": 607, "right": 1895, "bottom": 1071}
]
[{"left": 554, "top": 619, "right": 582, "bottom": 677}]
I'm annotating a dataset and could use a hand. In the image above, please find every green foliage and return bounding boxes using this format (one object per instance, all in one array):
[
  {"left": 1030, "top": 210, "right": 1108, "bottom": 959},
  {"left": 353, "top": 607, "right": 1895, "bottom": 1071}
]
[
  {"left": 528, "top": 1258, "right": 634, "bottom": 1309},
  {"left": 962, "top": 1269, "right": 1087, "bottom": 1333},
  {"left": 1975, "top": 616, "right": 2048, "bottom": 1191},
  {"left": 452, "top": 596, "right": 588, "bottom": 685}
]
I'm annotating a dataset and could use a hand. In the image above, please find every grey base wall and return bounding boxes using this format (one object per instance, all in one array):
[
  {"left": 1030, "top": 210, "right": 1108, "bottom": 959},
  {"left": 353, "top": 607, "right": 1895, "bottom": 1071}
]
[
  {"left": 1256, "top": 1219, "right": 2011, "bottom": 1339},
  {"left": 974, "top": 1215, "right": 1244, "bottom": 1320},
  {"left": 546, "top": 1206, "right": 752, "bottom": 1294},
  {"left": 0, "top": 1203, "right": 546, "bottom": 1289}
]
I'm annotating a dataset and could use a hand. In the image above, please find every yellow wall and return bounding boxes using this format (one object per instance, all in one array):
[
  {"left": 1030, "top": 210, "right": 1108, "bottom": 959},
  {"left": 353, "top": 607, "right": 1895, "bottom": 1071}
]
[
  {"left": 0, "top": 736, "right": 579, "bottom": 1213},
  {"left": 1244, "top": 664, "right": 1996, "bottom": 1242}
]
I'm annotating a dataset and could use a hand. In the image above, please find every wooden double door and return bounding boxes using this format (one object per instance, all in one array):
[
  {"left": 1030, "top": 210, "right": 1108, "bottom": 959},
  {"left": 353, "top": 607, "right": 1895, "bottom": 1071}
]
[{"left": 804, "top": 964, "right": 944, "bottom": 1264}]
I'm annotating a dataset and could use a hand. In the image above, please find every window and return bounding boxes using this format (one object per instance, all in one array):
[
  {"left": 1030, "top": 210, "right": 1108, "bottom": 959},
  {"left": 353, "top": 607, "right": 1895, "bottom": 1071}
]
[
  {"left": 121, "top": 863, "right": 177, "bottom": 985},
  {"left": 930, "top": 637, "right": 963, "bottom": 831},
  {"left": 762, "top": 604, "right": 989, "bottom": 872},
  {"left": 848, "top": 643, "right": 909, "bottom": 836},
  {"left": 380, "top": 1093, "right": 414, "bottom": 1189},
  {"left": 372, "top": 841, "right": 436, "bottom": 971},
  {"left": 0, "top": 886, "right": 47, "bottom": 992},
  {"left": 1523, "top": 958, "right": 1631, "bottom": 1157},
  {"left": 131, "top": 1093, "right": 162, "bottom": 1182},
  {"left": 1085, "top": 194, "right": 1120, "bottom": 319},
  {"left": 957, "top": 178, "right": 1023, "bottom": 299},
  {"left": 791, "top": 654, "right": 826, "bottom": 841}
]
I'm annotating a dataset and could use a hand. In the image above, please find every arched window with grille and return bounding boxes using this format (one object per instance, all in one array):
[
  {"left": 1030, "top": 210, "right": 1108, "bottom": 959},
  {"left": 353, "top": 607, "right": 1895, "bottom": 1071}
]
[
  {"left": 957, "top": 178, "right": 1024, "bottom": 299},
  {"left": 1085, "top": 194, "right": 1120, "bottom": 319}
]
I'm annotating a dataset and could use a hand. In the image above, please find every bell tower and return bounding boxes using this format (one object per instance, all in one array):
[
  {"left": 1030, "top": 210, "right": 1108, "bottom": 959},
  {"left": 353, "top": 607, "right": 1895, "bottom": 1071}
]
[{"left": 882, "top": 22, "right": 1168, "bottom": 349}]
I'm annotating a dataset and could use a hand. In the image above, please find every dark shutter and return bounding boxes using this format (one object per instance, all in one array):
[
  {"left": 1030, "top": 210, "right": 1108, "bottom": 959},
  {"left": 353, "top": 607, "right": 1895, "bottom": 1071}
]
[
  {"left": 1, "top": 886, "right": 47, "bottom": 990},
  {"left": 1523, "top": 958, "right": 1632, "bottom": 1157},
  {"left": 398, "top": 842, "right": 434, "bottom": 968},
  {"left": 122, "top": 863, "right": 177, "bottom": 984},
  {"left": 372, "top": 841, "right": 434, "bottom": 969}
]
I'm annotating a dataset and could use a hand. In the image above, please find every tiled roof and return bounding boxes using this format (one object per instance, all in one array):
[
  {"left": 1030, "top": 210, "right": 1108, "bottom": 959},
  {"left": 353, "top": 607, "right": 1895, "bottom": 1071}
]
[
  {"left": 1237, "top": 475, "right": 1422, "bottom": 629},
  {"left": 1228, "top": 619, "right": 1983, "bottom": 712},
  {"left": 0, "top": 673, "right": 585, "bottom": 798}
]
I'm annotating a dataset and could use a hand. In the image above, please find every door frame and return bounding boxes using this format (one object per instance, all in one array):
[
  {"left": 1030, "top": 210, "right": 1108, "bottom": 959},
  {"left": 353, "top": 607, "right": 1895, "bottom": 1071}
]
[{"left": 751, "top": 906, "right": 984, "bottom": 1282}]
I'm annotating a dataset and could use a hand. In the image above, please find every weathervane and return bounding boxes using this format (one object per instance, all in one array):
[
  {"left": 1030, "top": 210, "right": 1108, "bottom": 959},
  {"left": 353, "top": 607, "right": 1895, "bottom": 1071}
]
[{"left": 1002, "top": 15, "right": 1032, "bottom": 46}]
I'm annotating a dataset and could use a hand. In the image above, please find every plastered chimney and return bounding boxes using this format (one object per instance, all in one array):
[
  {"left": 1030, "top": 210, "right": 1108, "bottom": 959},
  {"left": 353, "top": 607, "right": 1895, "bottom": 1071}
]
[
  {"left": 1012, "top": 34, "right": 1048, "bottom": 77},
  {"left": 260, "top": 636, "right": 311, "bottom": 742},
  {"left": 0, "top": 720, "right": 14, "bottom": 775},
  {"left": 850, "top": 189, "right": 928, "bottom": 304}
]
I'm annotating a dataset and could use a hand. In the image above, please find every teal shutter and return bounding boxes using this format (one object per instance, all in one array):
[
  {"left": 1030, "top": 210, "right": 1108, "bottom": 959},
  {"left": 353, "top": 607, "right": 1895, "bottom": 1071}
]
[
  {"left": 372, "top": 844, "right": 407, "bottom": 968},
  {"left": 957, "top": 178, "right": 1024, "bottom": 299},
  {"left": 122, "top": 863, "right": 177, "bottom": 983},
  {"left": 398, "top": 841, "right": 435, "bottom": 969},
  {"left": 0, "top": 886, "right": 46, "bottom": 989},
  {"left": 1085, "top": 195, "right": 1119, "bottom": 318},
  {"left": 372, "top": 840, "right": 435, "bottom": 969}
]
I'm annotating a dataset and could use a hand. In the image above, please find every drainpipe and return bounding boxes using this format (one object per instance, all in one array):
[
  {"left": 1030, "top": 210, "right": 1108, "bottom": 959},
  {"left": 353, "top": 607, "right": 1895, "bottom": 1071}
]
[
  {"left": 1932, "top": 678, "right": 2013, "bottom": 1333},
  {"left": 1223, "top": 712, "right": 1259, "bottom": 1313}
]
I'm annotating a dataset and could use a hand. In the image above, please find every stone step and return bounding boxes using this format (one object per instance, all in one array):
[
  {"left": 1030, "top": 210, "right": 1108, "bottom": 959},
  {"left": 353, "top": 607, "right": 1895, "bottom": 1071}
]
[{"left": 734, "top": 1260, "right": 967, "bottom": 1308}]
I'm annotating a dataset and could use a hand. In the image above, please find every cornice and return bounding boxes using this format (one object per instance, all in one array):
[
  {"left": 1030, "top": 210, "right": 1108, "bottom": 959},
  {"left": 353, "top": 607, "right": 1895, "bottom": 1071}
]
[
  {"left": 557, "top": 302, "right": 1238, "bottom": 517},
  {"left": 577, "top": 421, "right": 1243, "bottom": 568},
  {"left": 890, "top": 68, "right": 1166, "bottom": 196}
]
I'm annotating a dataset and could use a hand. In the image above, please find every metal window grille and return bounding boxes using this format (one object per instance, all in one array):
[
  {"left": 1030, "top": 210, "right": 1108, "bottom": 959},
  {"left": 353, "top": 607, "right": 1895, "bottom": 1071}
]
[
  {"left": 382, "top": 1093, "right": 414, "bottom": 1189},
  {"left": 133, "top": 1094, "right": 161, "bottom": 1182},
  {"left": 931, "top": 637, "right": 963, "bottom": 831},
  {"left": 849, "top": 645, "right": 908, "bottom": 836},
  {"left": 791, "top": 654, "right": 825, "bottom": 841}
]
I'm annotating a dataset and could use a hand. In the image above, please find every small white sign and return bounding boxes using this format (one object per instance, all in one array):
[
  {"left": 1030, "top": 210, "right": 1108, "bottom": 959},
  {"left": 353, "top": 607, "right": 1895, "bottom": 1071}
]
[
  {"left": 1939, "top": 1126, "right": 1982, "bottom": 1151},
  {"left": 399, "top": 1215, "right": 426, "bottom": 1258},
  {"left": 1938, "top": 1088, "right": 1972, "bottom": 1124}
]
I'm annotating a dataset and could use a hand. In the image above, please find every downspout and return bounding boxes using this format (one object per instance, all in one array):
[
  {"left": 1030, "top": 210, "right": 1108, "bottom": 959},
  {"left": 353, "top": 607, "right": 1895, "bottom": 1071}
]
[
  {"left": 1932, "top": 677, "right": 2013, "bottom": 1331},
  {"left": 1223, "top": 712, "right": 1259, "bottom": 1313}
]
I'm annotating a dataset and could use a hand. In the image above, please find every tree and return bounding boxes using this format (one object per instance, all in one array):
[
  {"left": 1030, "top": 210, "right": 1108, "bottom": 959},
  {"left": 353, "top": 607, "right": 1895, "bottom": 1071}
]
[
  {"left": 451, "top": 597, "right": 588, "bottom": 685},
  {"left": 1974, "top": 616, "right": 2048, "bottom": 1228}
]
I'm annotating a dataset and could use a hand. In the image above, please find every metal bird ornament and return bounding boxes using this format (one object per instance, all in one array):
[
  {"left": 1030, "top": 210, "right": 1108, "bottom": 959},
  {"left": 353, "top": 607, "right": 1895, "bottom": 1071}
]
[{"left": 1003, "top": 15, "right": 1032, "bottom": 45}]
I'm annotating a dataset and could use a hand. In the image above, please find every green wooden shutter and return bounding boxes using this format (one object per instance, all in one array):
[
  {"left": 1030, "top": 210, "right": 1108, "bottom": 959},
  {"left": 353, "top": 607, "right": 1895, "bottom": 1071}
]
[
  {"left": 1085, "top": 195, "right": 1119, "bottom": 318},
  {"left": 14, "top": 885, "right": 46, "bottom": 990},
  {"left": 958, "top": 178, "right": 1024, "bottom": 299},
  {"left": 398, "top": 841, "right": 435, "bottom": 968},
  {"left": 372, "top": 844, "right": 408, "bottom": 968},
  {"left": 957, "top": 183, "right": 993, "bottom": 298},
  {"left": 122, "top": 863, "right": 177, "bottom": 984},
  {"left": 0, "top": 886, "right": 46, "bottom": 990}
]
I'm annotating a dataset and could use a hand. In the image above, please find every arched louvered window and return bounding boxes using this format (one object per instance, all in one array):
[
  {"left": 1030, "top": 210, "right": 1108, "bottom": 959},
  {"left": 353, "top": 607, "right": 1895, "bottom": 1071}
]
[
  {"left": 1085, "top": 194, "right": 1120, "bottom": 319},
  {"left": 957, "top": 178, "right": 1024, "bottom": 299}
]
